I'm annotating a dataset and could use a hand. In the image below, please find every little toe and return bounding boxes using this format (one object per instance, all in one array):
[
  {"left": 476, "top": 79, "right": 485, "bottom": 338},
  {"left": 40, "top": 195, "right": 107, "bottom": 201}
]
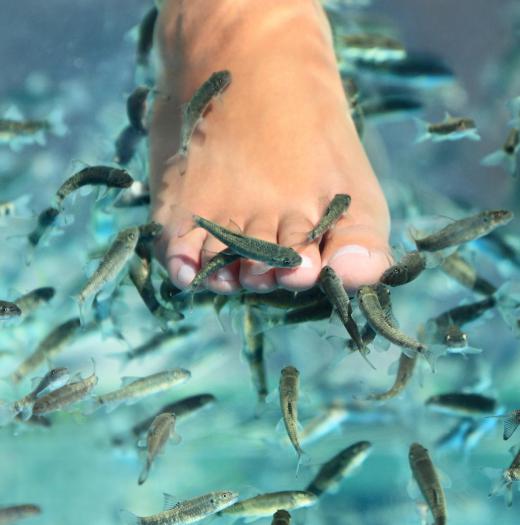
[
  {"left": 275, "top": 213, "right": 321, "bottom": 290},
  {"left": 239, "top": 217, "right": 278, "bottom": 292},
  {"left": 321, "top": 223, "right": 392, "bottom": 291}
]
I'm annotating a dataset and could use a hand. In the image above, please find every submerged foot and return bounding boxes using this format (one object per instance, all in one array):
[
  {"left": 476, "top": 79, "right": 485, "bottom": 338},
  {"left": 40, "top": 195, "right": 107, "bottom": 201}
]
[{"left": 150, "top": 0, "right": 391, "bottom": 293}]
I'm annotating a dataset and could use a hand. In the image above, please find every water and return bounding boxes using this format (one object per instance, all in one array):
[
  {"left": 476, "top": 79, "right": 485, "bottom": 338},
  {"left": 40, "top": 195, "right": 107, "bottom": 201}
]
[{"left": 1, "top": 1, "right": 519, "bottom": 524}]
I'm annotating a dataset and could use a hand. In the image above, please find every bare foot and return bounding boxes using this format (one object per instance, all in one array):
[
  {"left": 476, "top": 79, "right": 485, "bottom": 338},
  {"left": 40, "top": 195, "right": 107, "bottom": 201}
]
[{"left": 150, "top": 0, "right": 391, "bottom": 294}]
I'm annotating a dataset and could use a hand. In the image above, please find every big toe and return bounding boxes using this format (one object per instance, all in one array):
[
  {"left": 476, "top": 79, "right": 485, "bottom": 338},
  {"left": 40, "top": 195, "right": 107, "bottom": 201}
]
[{"left": 321, "top": 223, "right": 392, "bottom": 291}]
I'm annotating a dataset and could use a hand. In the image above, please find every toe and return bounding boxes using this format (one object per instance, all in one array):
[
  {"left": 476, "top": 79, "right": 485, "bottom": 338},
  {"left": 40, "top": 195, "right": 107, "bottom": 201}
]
[
  {"left": 275, "top": 212, "right": 321, "bottom": 290},
  {"left": 239, "top": 216, "right": 278, "bottom": 292},
  {"left": 321, "top": 221, "right": 392, "bottom": 292}
]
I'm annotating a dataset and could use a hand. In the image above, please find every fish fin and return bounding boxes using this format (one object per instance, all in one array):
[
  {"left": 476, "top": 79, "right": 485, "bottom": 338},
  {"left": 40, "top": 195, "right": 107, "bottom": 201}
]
[
  {"left": 437, "top": 468, "right": 452, "bottom": 489},
  {"left": 166, "top": 151, "right": 188, "bottom": 175},
  {"left": 19, "top": 405, "right": 33, "bottom": 421},
  {"left": 295, "top": 449, "right": 311, "bottom": 477},
  {"left": 121, "top": 376, "right": 140, "bottom": 386},
  {"left": 136, "top": 438, "right": 147, "bottom": 448},
  {"left": 495, "top": 281, "right": 520, "bottom": 337},
  {"left": 170, "top": 431, "right": 182, "bottom": 445},
  {"left": 422, "top": 344, "right": 446, "bottom": 373},
  {"left": 467, "top": 129, "right": 481, "bottom": 141},
  {"left": 30, "top": 376, "right": 43, "bottom": 389},
  {"left": 406, "top": 477, "right": 420, "bottom": 499},
  {"left": 82, "top": 397, "right": 100, "bottom": 416},
  {"left": 275, "top": 417, "right": 285, "bottom": 435},
  {"left": 226, "top": 218, "right": 243, "bottom": 234},
  {"left": 266, "top": 388, "right": 279, "bottom": 404},
  {"left": 162, "top": 493, "right": 179, "bottom": 511},
  {"left": 481, "top": 150, "right": 507, "bottom": 167},
  {"left": 423, "top": 251, "right": 445, "bottom": 269},
  {"left": 413, "top": 117, "right": 430, "bottom": 143},
  {"left": 503, "top": 414, "right": 520, "bottom": 440},
  {"left": 138, "top": 461, "right": 150, "bottom": 485},
  {"left": 79, "top": 185, "right": 94, "bottom": 197},
  {"left": 0, "top": 401, "right": 16, "bottom": 426},
  {"left": 48, "top": 107, "right": 68, "bottom": 137},
  {"left": 4, "top": 105, "right": 24, "bottom": 120},
  {"left": 243, "top": 517, "right": 261, "bottom": 524},
  {"left": 119, "top": 509, "right": 142, "bottom": 525},
  {"left": 387, "top": 358, "right": 400, "bottom": 375}
]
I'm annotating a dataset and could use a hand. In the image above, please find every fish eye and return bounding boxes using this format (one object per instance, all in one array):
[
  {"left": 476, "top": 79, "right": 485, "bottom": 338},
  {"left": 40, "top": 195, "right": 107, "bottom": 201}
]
[
  {"left": 210, "top": 498, "right": 215, "bottom": 504},
  {"left": 128, "top": 232, "right": 137, "bottom": 240}
]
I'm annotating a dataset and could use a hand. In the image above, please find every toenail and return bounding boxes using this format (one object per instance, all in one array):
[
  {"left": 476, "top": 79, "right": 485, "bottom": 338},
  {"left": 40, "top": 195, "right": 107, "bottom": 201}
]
[
  {"left": 177, "top": 264, "right": 196, "bottom": 286},
  {"left": 216, "top": 267, "right": 235, "bottom": 282},
  {"left": 249, "top": 262, "right": 272, "bottom": 276},
  {"left": 299, "top": 255, "right": 314, "bottom": 269},
  {"left": 329, "top": 245, "right": 371, "bottom": 261}
]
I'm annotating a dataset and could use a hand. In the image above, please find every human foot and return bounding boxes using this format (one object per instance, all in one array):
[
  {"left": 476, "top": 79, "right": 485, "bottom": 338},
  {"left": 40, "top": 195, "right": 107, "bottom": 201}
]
[{"left": 149, "top": 0, "right": 391, "bottom": 294}]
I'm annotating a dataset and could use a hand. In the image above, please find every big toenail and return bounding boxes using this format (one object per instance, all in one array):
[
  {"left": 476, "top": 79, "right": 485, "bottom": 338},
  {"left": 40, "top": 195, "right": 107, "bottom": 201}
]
[
  {"left": 177, "top": 264, "right": 196, "bottom": 285},
  {"left": 299, "top": 255, "right": 314, "bottom": 268},
  {"left": 329, "top": 244, "right": 371, "bottom": 263},
  {"left": 216, "top": 267, "right": 235, "bottom": 281}
]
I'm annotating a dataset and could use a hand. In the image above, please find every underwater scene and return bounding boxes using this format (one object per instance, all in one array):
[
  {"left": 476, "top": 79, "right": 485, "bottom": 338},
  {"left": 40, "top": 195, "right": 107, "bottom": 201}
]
[{"left": 1, "top": 1, "right": 520, "bottom": 524}]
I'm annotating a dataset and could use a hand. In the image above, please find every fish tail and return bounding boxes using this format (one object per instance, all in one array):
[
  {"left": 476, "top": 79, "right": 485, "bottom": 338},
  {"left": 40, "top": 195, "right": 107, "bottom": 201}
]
[
  {"left": 502, "top": 414, "right": 520, "bottom": 440},
  {"left": 422, "top": 345, "right": 446, "bottom": 373},
  {"left": 0, "top": 401, "right": 17, "bottom": 426},
  {"left": 494, "top": 281, "right": 520, "bottom": 337},
  {"left": 413, "top": 117, "right": 430, "bottom": 143},
  {"left": 119, "top": 509, "right": 143, "bottom": 525},
  {"left": 138, "top": 461, "right": 150, "bottom": 485},
  {"left": 485, "top": 468, "right": 513, "bottom": 507},
  {"left": 481, "top": 149, "right": 506, "bottom": 168},
  {"left": 48, "top": 107, "right": 68, "bottom": 137},
  {"left": 295, "top": 448, "right": 311, "bottom": 478}
]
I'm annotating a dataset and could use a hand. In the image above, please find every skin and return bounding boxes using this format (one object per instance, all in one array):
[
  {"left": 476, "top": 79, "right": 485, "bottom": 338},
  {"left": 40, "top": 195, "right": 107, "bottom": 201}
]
[{"left": 150, "top": 0, "right": 391, "bottom": 294}]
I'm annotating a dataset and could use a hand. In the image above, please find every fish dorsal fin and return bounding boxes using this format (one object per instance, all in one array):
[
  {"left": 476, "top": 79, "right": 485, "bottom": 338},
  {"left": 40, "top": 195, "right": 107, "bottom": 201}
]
[
  {"left": 121, "top": 376, "right": 140, "bottom": 386},
  {"left": 406, "top": 477, "right": 420, "bottom": 500},
  {"left": 162, "top": 493, "right": 180, "bottom": 511},
  {"left": 503, "top": 412, "right": 520, "bottom": 440},
  {"left": 444, "top": 111, "right": 453, "bottom": 121},
  {"left": 30, "top": 376, "right": 43, "bottom": 389},
  {"left": 4, "top": 105, "right": 24, "bottom": 121},
  {"left": 226, "top": 218, "right": 242, "bottom": 234}
]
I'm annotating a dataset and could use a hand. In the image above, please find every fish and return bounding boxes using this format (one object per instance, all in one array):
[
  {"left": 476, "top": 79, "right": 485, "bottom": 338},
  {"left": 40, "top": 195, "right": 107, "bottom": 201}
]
[
  {"left": 426, "top": 392, "right": 497, "bottom": 417},
  {"left": 55, "top": 166, "right": 134, "bottom": 205},
  {"left": 356, "top": 285, "right": 427, "bottom": 356},
  {"left": 242, "top": 287, "right": 324, "bottom": 310},
  {"left": 0, "top": 504, "right": 41, "bottom": 525},
  {"left": 429, "top": 296, "right": 496, "bottom": 330},
  {"left": 138, "top": 412, "right": 181, "bottom": 485},
  {"left": 27, "top": 206, "right": 60, "bottom": 248},
  {"left": 318, "top": 266, "right": 372, "bottom": 367},
  {"left": 0, "top": 300, "right": 21, "bottom": 319},
  {"left": 32, "top": 366, "right": 98, "bottom": 415},
  {"left": 379, "top": 251, "right": 426, "bottom": 286},
  {"left": 129, "top": 394, "right": 216, "bottom": 439},
  {"left": 481, "top": 128, "right": 520, "bottom": 178},
  {"left": 271, "top": 510, "right": 291, "bottom": 525},
  {"left": 91, "top": 369, "right": 191, "bottom": 412},
  {"left": 127, "top": 85, "right": 151, "bottom": 133},
  {"left": 360, "top": 94, "right": 423, "bottom": 124},
  {"left": 487, "top": 410, "right": 520, "bottom": 440},
  {"left": 440, "top": 252, "right": 496, "bottom": 296},
  {"left": 279, "top": 366, "right": 305, "bottom": 467},
  {"left": 169, "top": 70, "right": 232, "bottom": 174},
  {"left": 13, "top": 287, "right": 55, "bottom": 317},
  {"left": 113, "top": 181, "right": 150, "bottom": 208},
  {"left": 306, "top": 441, "right": 372, "bottom": 496},
  {"left": 190, "top": 250, "right": 241, "bottom": 290},
  {"left": 121, "top": 491, "right": 238, "bottom": 525},
  {"left": 114, "top": 125, "right": 145, "bottom": 166},
  {"left": 220, "top": 492, "right": 317, "bottom": 519},
  {"left": 193, "top": 215, "right": 302, "bottom": 268},
  {"left": 11, "top": 367, "right": 70, "bottom": 420},
  {"left": 115, "top": 327, "right": 195, "bottom": 361},
  {"left": 365, "top": 353, "right": 417, "bottom": 401},
  {"left": 408, "top": 442, "right": 447, "bottom": 525},
  {"left": 487, "top": 446, "right": 520, "bottom": 507},
  {"left": 307, "top": 194, "right": 351, "bottom": 242},
  {"left": 136, "top": 6, "right": 158, "bottom": 68},
  {"left": 342, "top": 77, "right": 364, "bottom": 136},
  {"left": 242, "top": 305, "right": 268, "bottom": 406},
  {"left": 299, "top": 401, "right": 349, "bottom": 446},
  {"left": 415, "top": 113, "right": 480, "bottom": 143},
  {"left": 77, "top": 225, "right": 140, "bottom": 308},
  {"left": 10, "top": 317, "right": 81, "bottom": 383},
  {"left": 413, "top": 210, "right": 513, "bottom": 252},
  {"left": 337, "top": 33, "right": 406, "bottom": 63}
]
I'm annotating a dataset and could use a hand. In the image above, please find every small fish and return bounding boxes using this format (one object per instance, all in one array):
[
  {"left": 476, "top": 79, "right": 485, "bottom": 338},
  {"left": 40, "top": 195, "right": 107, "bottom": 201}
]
[
  {"left": 0, "top": 300, "right": 21, "bottom": 319},
  {"left": 306, "top": 441, "right": 372, "bottom": 497},
  {"left": 440, "top": 252, "right": 496, "bottom": 296},
  {"left": 121, "top": 491, "right": 238, "bottom": 525},
  {"left": 55, "top": 166, "right": 134, "bottom": 205},
  {"left": 138, "top": 412, "right": 181, "bottom": 485},
  {"left": 0, "top": 114, "right": 50, "bottom": 146},
  {"left": 307, "top": 194, "right": 351, "bottom": 242},
  {"left": 220, "top": 492, "right": 317, "bottom": 519},
  {"left": 430, "top": 296, "right": 496, "bottom": 329},
  {"left": 91, "top": 369, "right": 191, "bottom": 412},
  {"left": 169, "top": 70, "right": 232, "bottom": 174},
  {"left": 318, "top": 266, "right": 372, "bottom": 367},
  {"left": 77, "top": 225, "right": 140, "bottom": 308},
  {"left": 379, "top": 251, "right": 426, "bottom": 287},
  {"left": 415, "top": 113, "right": 479, "bottom": 143},
  {"left": 136, "top": 6, "right": 158, "bottom": 68},
  {"left": 482, "top": 128, "right": 520, "bottom": 178},
  {"left": 299, "top": 401, "right": 349, "bottom": 446},
  {"left": 487, "top": 446, "right": 520, "bottom": 507},
  {"left": 408, "top": 442, "right": 447, "bottom": 525},
  {"left": 190, "top": 250, "right": 241, "bottom": 290},
  {"left": 242, "top": 305, "right": 268, "bottom": 406},
  {"left": 27, "top": 206, "right": 60, "bottom": 248},
  {"left": 487, "top": 410, "right": 520, "bottom": 440},
  {"left": 414, "top": 210, "right": 513, "bottom": 252},
  {"left": 365, "top": 353, "right": 417, "bottom": 401},
  {"left": 271, "top": 510, "right": 291, "bottom": 525},
  {"left": 279, "top": 366, "right": 305, "bottom": 466},
  {"left": 14, "top": 287, "right": 55, "bottom": 317},
  {"left": 338, "top": 33, "right": 406, "bottom": 63},
  {"left": 114, "top": 125, "right": 145, "bottom": 166},
  {"left": 130, "top": 393, "right": 216, "bottom": 439},
  {"left": 193, "top": 215, "right": 302, "bottom": 268},
  {"left": 280, "top": 299, "right": 333, "bottom": 326},
  {"left": 127, "top": 86, "right": 151, "bottom": 133},
  {"left": 10, "top": 318, "right": 81, "bottom": 383},
  {"left": 0, "top": 504, "right": 41, "bottom": 525},
  {"left": 32, "top": 367, "right": 98, "bottom": 415},
  {"left": 356, "top": 285, "right": 427, "bottom": 356},
  {"left": 361, "top": 94, "right": 423, "bottom": 124},
  {"left": 242, "top": 287, "right": 324, "bottom": 310},
  {"left": 426, "top": 392, "right": 497, "bottom": 417},
  {"left": 113, "top": 181, "right": 150, "bottom": 208}
]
